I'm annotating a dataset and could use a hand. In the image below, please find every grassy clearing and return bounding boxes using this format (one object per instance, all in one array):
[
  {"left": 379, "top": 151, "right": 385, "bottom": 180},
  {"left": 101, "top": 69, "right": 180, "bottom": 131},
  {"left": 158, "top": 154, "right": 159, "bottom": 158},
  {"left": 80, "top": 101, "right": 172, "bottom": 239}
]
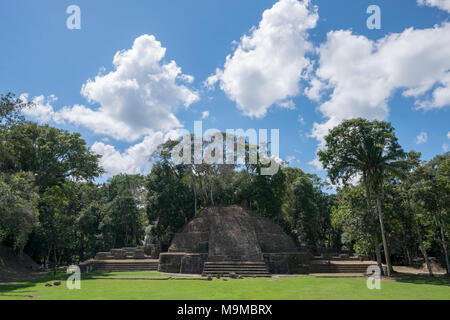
[{"left": 0, "top": 271, "right": 448, "bottom": 300}]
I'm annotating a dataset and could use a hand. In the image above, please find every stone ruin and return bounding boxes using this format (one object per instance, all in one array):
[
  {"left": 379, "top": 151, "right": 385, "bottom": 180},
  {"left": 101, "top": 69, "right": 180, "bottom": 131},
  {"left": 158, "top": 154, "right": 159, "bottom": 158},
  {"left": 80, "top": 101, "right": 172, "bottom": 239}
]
[
  {"left": 95, "top": 247, "right": 147, "bottom": 260},
  {"left": 159, "top": 206, "right": 310, "bottom": 274}
]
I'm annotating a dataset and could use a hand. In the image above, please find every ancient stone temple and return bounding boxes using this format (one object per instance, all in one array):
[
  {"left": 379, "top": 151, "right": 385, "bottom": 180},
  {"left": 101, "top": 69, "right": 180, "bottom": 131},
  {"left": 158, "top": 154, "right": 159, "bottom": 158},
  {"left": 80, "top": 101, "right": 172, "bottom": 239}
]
[{"left": 159, "top": 206, "right": 310, "bottom": 275}]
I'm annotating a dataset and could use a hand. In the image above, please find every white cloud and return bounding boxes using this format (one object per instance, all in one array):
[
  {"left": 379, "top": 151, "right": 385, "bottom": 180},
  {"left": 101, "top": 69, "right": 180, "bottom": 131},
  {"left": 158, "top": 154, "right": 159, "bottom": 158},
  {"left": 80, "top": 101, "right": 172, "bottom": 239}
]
[
  {"left": 308, "top": 23, "right": 450, "bottom": 146},
  {"left": 78, "top": 34, "right": 198, "bottom": 141},
  {"left": 201, "top": 111, "right": 210, "bottom": 119},
  {"left": 285, "top": 155, "right": 297, "bottom": 164},
  {"left": 447, "top": 131, "right": 450, "bottom": 139},
  {"left": 308, "top": 158, "right": 323, "bottom": 171},
  {"left": 298, "top": 115, "right": 305, "bottom": 125},
  {"left": 19, "top": 35, "right": 200, "bottom": 176},
  {"left": 21, "top": 94, "right": 58, "bottom": 123},
  {"left": 416, "top": 132, "right": 428, "bottom": 144},
  {"left": 418, "top": 0, "right": 450, "bottom": 13},
  {"left": 277, "top": 100, "right": 296, "bottom": 110},
  {"left": 443, "top": 143, "right": 449, "bottom": 152},
  {"left": 206, "top": 0, "right": 318, "bottom": 118},
  {"left": 23, "top": 35, "right": 199, "bottom": 142},
  {"left": 91, "top": 130, "right": 181, "bottom": 177}
]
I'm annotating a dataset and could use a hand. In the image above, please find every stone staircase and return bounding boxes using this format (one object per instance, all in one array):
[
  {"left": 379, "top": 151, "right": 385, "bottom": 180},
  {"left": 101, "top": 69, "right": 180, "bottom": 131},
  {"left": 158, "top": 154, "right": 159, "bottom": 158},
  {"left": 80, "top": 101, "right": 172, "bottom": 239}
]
[
  {"left": 91, "top": 260, "right": 159, "bottom": 273},
  {"left": 311, "top": 262, "right": 388, "bottom": 274},
  {"left": 202, "top": 261, "right": 271, "bottom": 277}
]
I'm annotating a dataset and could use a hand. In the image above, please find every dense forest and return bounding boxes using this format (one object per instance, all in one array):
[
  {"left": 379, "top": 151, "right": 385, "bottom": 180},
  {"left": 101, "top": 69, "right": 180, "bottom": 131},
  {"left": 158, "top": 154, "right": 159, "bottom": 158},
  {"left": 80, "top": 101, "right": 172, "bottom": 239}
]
[{"left": 0, "top": 93, "right": 449, "bottom": 276}]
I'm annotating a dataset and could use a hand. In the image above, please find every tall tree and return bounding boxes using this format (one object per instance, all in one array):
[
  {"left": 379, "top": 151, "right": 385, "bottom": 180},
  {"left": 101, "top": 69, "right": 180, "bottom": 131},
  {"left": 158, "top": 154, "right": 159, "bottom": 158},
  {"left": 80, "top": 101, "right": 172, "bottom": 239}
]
[
  {"left": 318, "top": 118, "right": 406, "bottom": 276},
  {"left": 0, "top": 172, "right": 39, "bottom": 256},
  {"left": 400, "top": 151, "right": 434, "bottom": 275}
]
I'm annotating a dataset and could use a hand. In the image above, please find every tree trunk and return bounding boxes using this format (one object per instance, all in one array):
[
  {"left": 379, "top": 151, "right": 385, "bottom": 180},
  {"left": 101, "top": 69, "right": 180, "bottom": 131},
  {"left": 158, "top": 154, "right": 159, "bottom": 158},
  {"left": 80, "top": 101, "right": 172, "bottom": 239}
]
[
  {"left": 376, "top": 193, "right": 393, "bottom": 276},
  {"left": 193, "top": 183, "right": 197, "bottom": 215},
  {"left": 210, "top": 183, "right": 214, "bottom": 206},
  {"left": 436, "top": 212, "right": 450, "bottom": 274},
  {"left": 405, "top": 247, "right": 412, "bottom": 266},
  {"left": 373, "top": 235, "right": 383, "bottom": 274},
  {"left": 53, "top": 247, "right": 57, "bottom": 276},
  {"left": 364, "top": 180, "right": 384, "bottom": 275},
  {"left": 417, "top": 224, "right": 433, "bottom": 276}
]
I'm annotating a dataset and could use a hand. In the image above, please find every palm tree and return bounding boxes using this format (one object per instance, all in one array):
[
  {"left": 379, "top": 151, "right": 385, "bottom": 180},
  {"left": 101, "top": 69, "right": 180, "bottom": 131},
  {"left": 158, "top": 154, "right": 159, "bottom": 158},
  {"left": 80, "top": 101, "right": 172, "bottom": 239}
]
[{"left": 319, "top": 118, "right": 406, "bottom": 277}]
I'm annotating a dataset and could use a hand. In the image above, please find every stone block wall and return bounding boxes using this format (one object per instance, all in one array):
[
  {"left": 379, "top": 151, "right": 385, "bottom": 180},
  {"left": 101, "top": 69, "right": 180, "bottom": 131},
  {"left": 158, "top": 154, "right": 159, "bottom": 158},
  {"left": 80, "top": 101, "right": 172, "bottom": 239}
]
[
  {"left": 159, "top": 253, "right": 185, "bottom": 273},
  {"left": 263, "top": 253, "right": 311, "bottom": 274},
  {"left": 180, "top": 254, "right": 208, "bottom": 274}
]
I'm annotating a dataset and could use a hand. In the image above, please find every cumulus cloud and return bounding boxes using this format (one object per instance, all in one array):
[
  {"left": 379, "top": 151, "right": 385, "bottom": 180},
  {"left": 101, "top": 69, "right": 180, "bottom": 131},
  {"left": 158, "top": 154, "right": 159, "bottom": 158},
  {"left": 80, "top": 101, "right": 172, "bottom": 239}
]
[
  {"left": 20, "top": 34, "right": 200, "bottom": 176},
  {"left": 447, "top": 131, "right": 450, "bottom": 139},
  {"left": 206, "top": 0, "right": 318, "bottom": 118},
  {"left": 23, "top": 35, "right": 199, "bottom": 142},
  {"left": 78, "top": 34, "right": 198, "bottom": 141},
  {"left": 308, "top": 23, "right": 450, "bottom": 146},
  {"left": 91, "top": 130, "right": 181, "bottom": 177},
  {"left": 418, "top": 0, "right": 450, "bottom": 13},
  {"left": 201, "top": 111, "right": 210, "bottom": 119},
  {"left": 416, "top": 132, "right": 428, "bottom": 144},
  {"left": 21, "top": 94, "right": 58, "bottom": 123}
]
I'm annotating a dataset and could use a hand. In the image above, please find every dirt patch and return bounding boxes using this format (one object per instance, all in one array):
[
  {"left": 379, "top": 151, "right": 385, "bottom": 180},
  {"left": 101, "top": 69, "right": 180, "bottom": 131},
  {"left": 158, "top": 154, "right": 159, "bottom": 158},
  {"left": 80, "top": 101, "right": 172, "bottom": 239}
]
[{"left": 393, "top": 261, "right": 447, "bottom": 276}]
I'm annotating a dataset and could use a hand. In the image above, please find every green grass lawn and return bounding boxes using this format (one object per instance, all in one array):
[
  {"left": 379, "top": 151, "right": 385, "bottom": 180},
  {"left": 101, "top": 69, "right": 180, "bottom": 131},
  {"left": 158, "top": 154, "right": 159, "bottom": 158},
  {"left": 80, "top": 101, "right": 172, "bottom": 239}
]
[{"left": 0, "top": 271, "right": 449, "bottom": 300}]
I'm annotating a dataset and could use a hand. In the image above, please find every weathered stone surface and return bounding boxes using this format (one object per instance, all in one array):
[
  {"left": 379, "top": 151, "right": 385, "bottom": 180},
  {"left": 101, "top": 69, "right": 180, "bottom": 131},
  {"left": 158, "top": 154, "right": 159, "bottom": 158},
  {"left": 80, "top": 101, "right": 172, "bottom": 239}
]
[
  {"left": 169, "top": 206, "right": 298, "bottom": 261},
  {"left": 159, "top": 253, "right": 185, "bottom": 273},
  {"left": 263, "top": 253, "right": 289, "bottom": 274},
  {"left": 286, "top": 253, "right": 310, "bottom": 274},
  {"left": 166, "top": 206, "right": 307, "bottom": 274},
  {"left": 110, "top": 249, "right": 126, "bottom": 260},
  {"left": 95, "top": 252, "right": 112, "bottom": 260},
  {"left": 169, "top": 233, "right": 209, "bottom": 253},
  {"left": 263, "top": 253, "right": 310, "bottom": 274},
  {"left": 180, "top": 254, "right": 208, "bottom": 274}
]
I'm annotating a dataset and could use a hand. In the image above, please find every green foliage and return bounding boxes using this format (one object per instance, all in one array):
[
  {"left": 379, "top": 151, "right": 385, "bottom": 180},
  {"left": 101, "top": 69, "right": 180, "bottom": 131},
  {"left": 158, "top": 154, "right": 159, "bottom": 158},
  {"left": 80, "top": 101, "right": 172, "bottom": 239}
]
[
  {"left": 1, "top": 92, "right": 448, "bottom": 273},
  {"left": 318, "top": 118, "right": 406, "bottom": 187},
  {"left": 1, "top": 123, "right": 103, "bottom": 187},
  {"left": 0, "top": 172, "right": 39, "bottom": 252},
  {"left": 1, "top": 272, "right": 449, "bottom": 300}
]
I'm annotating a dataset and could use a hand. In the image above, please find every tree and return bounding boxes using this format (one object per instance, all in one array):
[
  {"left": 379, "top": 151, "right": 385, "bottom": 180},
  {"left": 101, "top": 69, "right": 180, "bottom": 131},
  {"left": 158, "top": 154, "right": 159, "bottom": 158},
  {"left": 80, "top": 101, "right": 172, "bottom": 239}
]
[
  {"left": 410, "top": 153, "right": 450, "bottom": 274},
  {"left": 0, "top": 172, "right": 39, "bottom": 256},
  {"left": 146, "top": 160, "right": 193, "bottom": 246},
  {"left": 399, "top": 151, "right": 434, "bottom": 275},
  {"left": 332, "top": 186, "right": 379, "bottom": 257},
  {"left": 2, "top": 123, "right": 103, "bottom": 188},
  {"left": 318, "top": 119, "right": 406, "bottom": 276},
  {"left": 0, "top": 93, "right": 30, "bottom": 171}
]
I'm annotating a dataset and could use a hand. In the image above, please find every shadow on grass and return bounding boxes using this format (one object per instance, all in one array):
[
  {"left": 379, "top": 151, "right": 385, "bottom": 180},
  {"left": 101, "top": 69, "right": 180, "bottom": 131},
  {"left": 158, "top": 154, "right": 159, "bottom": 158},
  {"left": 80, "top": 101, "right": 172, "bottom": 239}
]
[
  {"left": 0, "top": 270, "right": 116, "bottom": 296},
  {"left": 0, "top": 269, "right": 168, "bottom": 297},
  {"left": 0, "top": 270, "right": 67, "bottom": 297},
  {"left": 393, "top": 274, "right": 450, "bottom": 287}
]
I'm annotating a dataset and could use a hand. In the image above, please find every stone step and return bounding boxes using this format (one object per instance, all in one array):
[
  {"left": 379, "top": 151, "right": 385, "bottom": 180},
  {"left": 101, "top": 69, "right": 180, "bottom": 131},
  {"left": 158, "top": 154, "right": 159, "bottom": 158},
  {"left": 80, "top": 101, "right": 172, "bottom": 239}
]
[
  {"left": 204, "top": 269, "right": 269, "bottom": 272},
  {"left": 93, "top": 268, "right": 158, "bottom": 272},
  {"left": 203, "top": 268, "right": 269, "bottom": 271},
  {"left": 205, "top": 262, "right": 267, "bottom": 265},
  {"left": 310, "top": 265, "right": 388, "bottom": 274},
  {"left": 202, "top": 261, "right": 271, "bottom": 277},
  {"left": 205, "top": 273, "right": 270, "bottom": 278},
  {"left": 94, "top": 263, "right": 159, "bottom": 266},
  {"left": 94, "top": 265, "right": 159, "bottom": 268},
  {"left": 91, "top": 261, "right": 159, "bottom": 272}
]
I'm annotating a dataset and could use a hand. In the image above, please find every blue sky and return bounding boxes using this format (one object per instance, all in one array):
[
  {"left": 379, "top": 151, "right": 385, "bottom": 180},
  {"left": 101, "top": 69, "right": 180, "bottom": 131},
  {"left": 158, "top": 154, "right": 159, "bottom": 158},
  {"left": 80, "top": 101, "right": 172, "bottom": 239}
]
[{"left": 1, "top": 0, "right": 449, "bottom": 182}]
